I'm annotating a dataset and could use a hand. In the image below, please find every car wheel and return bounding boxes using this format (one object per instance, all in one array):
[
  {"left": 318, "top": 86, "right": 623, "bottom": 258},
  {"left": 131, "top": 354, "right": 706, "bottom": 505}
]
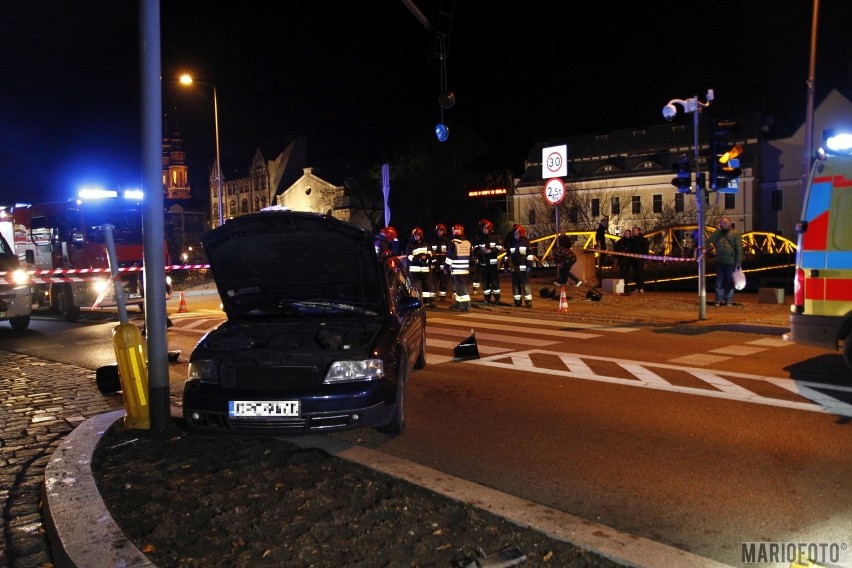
[
  {"left": 844, "top": 329, "right": 852, "bottom": 374},
  {"left": 58, "top": 286, "right": 81, "bottom": 322},
  {"left": 376, "top": 364, "right": 407, "bottom": 435},
  {"left": 9, "top": 315, "right": 30, "bottom": 331}
]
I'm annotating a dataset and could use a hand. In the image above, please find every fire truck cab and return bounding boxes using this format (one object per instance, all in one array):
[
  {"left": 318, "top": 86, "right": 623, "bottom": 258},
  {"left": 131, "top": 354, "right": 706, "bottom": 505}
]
[
  {"left": 0, "top": 208, "right": 33, "bottom": 330},
  {"left": 787, "top": 132, "right": 852, "bottom": 376},
  {"left": 12, "top": 190, "right": 150, "bottom": 321}
]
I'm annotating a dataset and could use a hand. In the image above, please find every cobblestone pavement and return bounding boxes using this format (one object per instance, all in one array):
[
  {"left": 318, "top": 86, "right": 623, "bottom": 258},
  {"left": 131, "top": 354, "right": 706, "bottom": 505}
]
[{"left": 0, "top": 352, "right": 123, "bottom": 567}]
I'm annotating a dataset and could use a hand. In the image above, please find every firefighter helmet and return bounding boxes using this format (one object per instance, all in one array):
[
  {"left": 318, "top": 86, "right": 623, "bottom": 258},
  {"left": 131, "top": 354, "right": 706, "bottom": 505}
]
[
  {"left": 479, "top": 219, "right": 493, "bottom": 232},
  {"left": 451, "top": 224, "right": 465, "bottom": 237},
  {"left": 435, "top": 223, "right": 447, "bottom": 234},
  {"left": 411, "top": 227, "right": 423, "bottom": 240},
  {"left": 381, "top": 226, "right": 398, "bottom": 240},
  {"left": 513, "top": 224, "right": 526, "bottom": 237}
]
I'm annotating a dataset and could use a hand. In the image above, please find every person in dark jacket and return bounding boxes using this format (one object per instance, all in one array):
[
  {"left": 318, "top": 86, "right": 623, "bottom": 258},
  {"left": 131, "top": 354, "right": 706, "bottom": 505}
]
[
  {"left": 629, "top": 226, "right": 648, "bottom": 294},
  {"left": 552, "top": 234, "right": 582, "bottom": 287},
  {"left": 504, "top": 224, "right": 534, "bottom": 307},
  {"left": 612, "top": 228, "right": 633, "bottom": 287},
  {"left": 707, "top": 216, "right": 744, "bottom": 306}
]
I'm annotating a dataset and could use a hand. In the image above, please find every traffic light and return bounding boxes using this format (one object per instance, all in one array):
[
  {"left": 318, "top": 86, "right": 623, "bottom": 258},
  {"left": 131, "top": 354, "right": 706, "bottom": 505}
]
[
  {"left": 671, "top": 155, "right": 692, "bottom": 193},
  {"left": 710, "top": 120, "right": 743, "bottom": 192}
]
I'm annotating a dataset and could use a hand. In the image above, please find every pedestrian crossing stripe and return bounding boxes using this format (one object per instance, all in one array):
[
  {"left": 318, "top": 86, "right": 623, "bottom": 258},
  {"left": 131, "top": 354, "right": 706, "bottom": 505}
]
[
  {"left": 427, "top": 318, "right": 602, "bottom": 339},
  {"left": 467, "top": 349, "right": 852, "bottom": 418},
  {"left": 445, "top": 312, "right": 641, "bottom": 333}
]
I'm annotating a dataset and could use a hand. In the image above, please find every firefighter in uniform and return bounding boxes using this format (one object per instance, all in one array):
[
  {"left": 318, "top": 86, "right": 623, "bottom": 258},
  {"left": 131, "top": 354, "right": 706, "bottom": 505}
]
[
  {"left": 446, "top": 224, "right": 472, "bottom": 312},
  {"left": 405, "top": 227, "right": 434, "bottom": 307},
  {"left": 429, "top": 223, "right": 451, "bottom": 303},
  {"left": 473, "top": 219, "right": 503, "bottom": 304},
  {"left": 374, "top": 226, "right": 398, "bottom": 257},
  {"left": 505, "top": 224, "right": 534, "bottom": 307}
]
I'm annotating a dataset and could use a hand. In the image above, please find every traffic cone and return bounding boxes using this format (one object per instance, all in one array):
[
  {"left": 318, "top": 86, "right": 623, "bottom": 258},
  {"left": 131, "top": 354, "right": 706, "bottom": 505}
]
[
  {"left": 558, "top": 286, "right": 569, "bottom": 313},
  {"left": 178, "top": 291, "right": 188, "bottom": 313}
]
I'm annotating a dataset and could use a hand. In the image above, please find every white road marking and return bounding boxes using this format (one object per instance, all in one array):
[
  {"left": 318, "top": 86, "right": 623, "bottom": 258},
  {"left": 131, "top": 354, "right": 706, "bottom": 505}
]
[
  {"left": 467, "top": 349, "right": 852, "bottom": 417},
  {"left": 428, "top": 317, "right": 601, "bottom": 339},
  {"left": 451, "top": 311, "right": 640, "bottom": 333}
]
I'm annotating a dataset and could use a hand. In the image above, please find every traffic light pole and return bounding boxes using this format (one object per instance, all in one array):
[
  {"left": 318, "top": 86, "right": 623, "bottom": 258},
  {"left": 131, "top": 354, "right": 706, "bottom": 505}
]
[{"left": 663, "top": 90, "right": 713, "bottom": 320}]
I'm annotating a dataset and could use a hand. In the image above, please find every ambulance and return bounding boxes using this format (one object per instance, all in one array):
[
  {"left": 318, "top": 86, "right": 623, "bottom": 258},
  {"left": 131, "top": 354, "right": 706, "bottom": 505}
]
[{"left": 787, "top": 132, "right": 852, "bottom": 375}]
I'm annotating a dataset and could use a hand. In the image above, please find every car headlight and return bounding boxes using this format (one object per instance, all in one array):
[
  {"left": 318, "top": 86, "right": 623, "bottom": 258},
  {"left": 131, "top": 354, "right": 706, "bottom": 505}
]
[
  {"left": 187, "top": 359, "right": 219, "bottom": 383},
  {"left": 166, "top": 275, "right": 173, "bottom": 286},
  {"left": 324, "top": 359, "right": 384, "bottom": 383},
  {"left": 11, "top": 268, "right": 29, "bottom": 286},
  {"left": 94, "top": 278, "right": 110, "bottom": 294}
]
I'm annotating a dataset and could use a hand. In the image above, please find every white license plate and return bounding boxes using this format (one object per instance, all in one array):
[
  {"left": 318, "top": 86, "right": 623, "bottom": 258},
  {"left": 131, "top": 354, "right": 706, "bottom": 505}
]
[{"left": 229, "top": 400, "right": 301, "bottom": 417}]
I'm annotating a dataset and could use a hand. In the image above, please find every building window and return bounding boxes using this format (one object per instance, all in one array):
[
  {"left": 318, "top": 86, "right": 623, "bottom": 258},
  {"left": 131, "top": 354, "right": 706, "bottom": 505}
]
[
  {"left": 632, "top": 195, "right": 641, "bottom": 214},
  {"left": 528, "top": 209, "right": 536, "bottom": 225},
  {"left": 652, "top": 194, "right": 662, "bottom": 213},
  {"left": 770, "top": 189, "right": 783, "bottom": 211},
  {"left": 724, "top": 193, "right": 736, "bottom": 210},
  {"left": 675, "top": 193, "right": 685, "bottom": 213},
  {"left": 569, "top": 206, "right": 579, "bottom": 223},
  {"left": 611, "top": 197, "right": 620, "bottom": 215},
  {"left": 591, "top": 198, "right": 600, "bottom": 217},
  {"left": 241, "top": 199, "right": 249, "bottom": 214}
]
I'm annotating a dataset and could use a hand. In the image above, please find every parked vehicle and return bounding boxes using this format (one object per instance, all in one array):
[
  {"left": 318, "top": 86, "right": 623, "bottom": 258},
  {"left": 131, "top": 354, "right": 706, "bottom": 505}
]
[
  {"left": 787, "top": 132, "right": 852, "bottom": 375},
  {"left": 183, "top": 208, "right": 427, "bottom": 435},
  {"left": 0, "top": 208, "right": 33, "bottom": 330},
  {"left": 11, "top": 189, "right": 169, "bottom": 321}
]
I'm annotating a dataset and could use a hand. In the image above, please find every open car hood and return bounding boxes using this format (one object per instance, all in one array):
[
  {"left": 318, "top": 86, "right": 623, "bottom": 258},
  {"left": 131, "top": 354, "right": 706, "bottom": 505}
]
[{"left": 202, "top": 210, "right": 384, "bottom": 319}]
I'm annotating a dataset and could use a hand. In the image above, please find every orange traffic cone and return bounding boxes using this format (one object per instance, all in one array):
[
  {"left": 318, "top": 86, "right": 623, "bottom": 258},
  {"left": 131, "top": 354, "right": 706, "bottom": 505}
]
[
  {"left": 558, "top": 286, "right": 569, "bottom": 313},
  {"left": 178, "top": 291, "right": 188, "bottom": 313}
]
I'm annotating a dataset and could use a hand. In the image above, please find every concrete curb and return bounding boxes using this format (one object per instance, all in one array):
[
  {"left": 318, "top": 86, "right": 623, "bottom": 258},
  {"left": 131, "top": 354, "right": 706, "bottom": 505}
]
[{"left": 42, "top": 410, "right": 153, "bottom": 568}]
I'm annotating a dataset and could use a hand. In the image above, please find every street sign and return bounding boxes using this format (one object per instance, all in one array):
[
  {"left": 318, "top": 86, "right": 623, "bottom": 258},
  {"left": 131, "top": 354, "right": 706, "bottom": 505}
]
[
  {"left": 542, "top": 145, "right": 567, "bottom": 178},
  {"left": 543, "top": 178, "right": 566, "bottom": 206}
]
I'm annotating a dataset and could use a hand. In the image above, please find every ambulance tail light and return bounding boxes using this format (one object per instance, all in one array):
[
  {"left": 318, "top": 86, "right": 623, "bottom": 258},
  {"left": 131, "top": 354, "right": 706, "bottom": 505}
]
[{"left": 793, "top": 268, "right": 805, "bottom": 312}]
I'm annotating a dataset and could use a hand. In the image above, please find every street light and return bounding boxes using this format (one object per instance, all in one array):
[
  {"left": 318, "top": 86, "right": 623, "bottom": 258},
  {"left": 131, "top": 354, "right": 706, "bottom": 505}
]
[
  {"left": 662, "top": 89, "right": 713, "bottom": 320},
  {"left": 179, "top": 74, "right": 224, "bottom": 227}
]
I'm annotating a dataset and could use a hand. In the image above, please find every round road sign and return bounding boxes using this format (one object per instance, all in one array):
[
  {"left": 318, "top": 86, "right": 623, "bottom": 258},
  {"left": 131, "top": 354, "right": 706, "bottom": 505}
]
[{"left": 544, "top": 178, "right": 566, "bottom": 206}]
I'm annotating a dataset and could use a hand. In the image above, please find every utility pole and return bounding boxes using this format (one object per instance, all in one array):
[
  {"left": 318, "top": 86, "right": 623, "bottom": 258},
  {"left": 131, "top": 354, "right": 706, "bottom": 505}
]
[{"left": 662, "top": 90, "right": 714, "bottom": 320}]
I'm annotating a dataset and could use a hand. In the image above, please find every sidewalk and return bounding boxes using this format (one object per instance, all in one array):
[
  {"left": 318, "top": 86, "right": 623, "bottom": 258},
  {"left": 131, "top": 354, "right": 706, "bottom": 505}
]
[{"left": 2, "top": 288, "right": 787, "bottom": 567}]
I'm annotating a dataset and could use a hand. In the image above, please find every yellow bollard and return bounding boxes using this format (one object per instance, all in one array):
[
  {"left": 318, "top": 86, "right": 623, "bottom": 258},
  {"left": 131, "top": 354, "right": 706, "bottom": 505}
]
[{"left": 112, "top": 321, "right": 150, "bottom": 430}]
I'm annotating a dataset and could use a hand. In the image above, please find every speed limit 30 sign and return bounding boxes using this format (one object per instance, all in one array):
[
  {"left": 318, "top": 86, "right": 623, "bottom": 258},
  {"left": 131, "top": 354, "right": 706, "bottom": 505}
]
[{"left": 544, "top": 178, "right": 566, "bottom": 206}]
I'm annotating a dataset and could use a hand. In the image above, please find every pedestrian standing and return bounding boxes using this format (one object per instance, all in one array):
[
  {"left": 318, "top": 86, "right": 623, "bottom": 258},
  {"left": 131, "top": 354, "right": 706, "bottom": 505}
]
[
  {"left": 406, "top": 227, "right": 434, "bottom": 307},
  {"left": 446, "top": 224, "right": 473, "bottom": 311},
  {"left": 505, "top": 224, "right": 534, "bottom": 307},
  {"left": 595, "top": 216, "right": 609, "bottom": 283},
  {"left": 707, "top": 216, "right": 744, "bottom": 306},
  {"left": 473, "top": 219, "right": 503, "bottom": 304},
  {"left": 613, "top": 228, "right": 633, "bottom": 287},
  {"left": 429, "top": 223, "right": 451, "bottom": 303},
  {"left": 629, "top": 226, "right": 648, "bottom": 294}
]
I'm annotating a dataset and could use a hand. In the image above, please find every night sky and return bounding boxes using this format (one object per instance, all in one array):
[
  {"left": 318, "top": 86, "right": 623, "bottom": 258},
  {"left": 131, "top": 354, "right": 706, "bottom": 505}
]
[{"left": 1, "top": 1, "right": 850, "bottom": 205}]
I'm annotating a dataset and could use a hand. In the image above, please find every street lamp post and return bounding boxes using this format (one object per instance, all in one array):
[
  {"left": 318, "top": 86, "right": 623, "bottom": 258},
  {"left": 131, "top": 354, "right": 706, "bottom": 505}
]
[
  {"left": 662, "top": 89, "right": 713, "bottom": 320},
  {"left": 179, "top": 74, "right": 224, "bottom": 227}
]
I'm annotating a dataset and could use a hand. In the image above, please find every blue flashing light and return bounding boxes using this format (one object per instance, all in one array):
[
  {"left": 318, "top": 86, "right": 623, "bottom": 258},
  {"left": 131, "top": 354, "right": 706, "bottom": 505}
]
[
  {"left": 124, "top": 189, "right": 144, "bottom": 200},
  {"left": 78, "top": 188, "right": 118, "bottom": 199},
  {"left": 435, "top": 123, "right": 449, "bottom": 142}
]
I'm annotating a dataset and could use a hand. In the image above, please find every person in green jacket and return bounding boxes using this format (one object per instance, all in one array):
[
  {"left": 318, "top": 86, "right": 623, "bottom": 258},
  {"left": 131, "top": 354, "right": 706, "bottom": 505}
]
[{"left": 707, "top": 216, "right": 744, "bottom": 306}]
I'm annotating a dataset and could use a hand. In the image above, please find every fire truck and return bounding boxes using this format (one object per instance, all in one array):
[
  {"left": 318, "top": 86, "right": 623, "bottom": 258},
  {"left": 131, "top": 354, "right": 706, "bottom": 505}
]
[
  {"left": 0, "top": 208, "right": 33, "bottom": 330},
  {"left": 11, "top": 189, "right": 169, "bottom": 322}
]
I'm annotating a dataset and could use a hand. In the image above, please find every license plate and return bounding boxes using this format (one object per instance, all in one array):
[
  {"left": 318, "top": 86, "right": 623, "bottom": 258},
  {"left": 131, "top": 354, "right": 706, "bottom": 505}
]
[{"left": 229, "top": 400, "right": 301, "bottom": 417}]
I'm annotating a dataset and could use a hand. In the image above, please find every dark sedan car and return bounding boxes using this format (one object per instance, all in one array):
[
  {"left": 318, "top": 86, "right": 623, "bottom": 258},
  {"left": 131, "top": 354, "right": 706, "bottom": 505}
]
[{"left": 182, "top": 209, "right": 426, "bottom": 436}]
